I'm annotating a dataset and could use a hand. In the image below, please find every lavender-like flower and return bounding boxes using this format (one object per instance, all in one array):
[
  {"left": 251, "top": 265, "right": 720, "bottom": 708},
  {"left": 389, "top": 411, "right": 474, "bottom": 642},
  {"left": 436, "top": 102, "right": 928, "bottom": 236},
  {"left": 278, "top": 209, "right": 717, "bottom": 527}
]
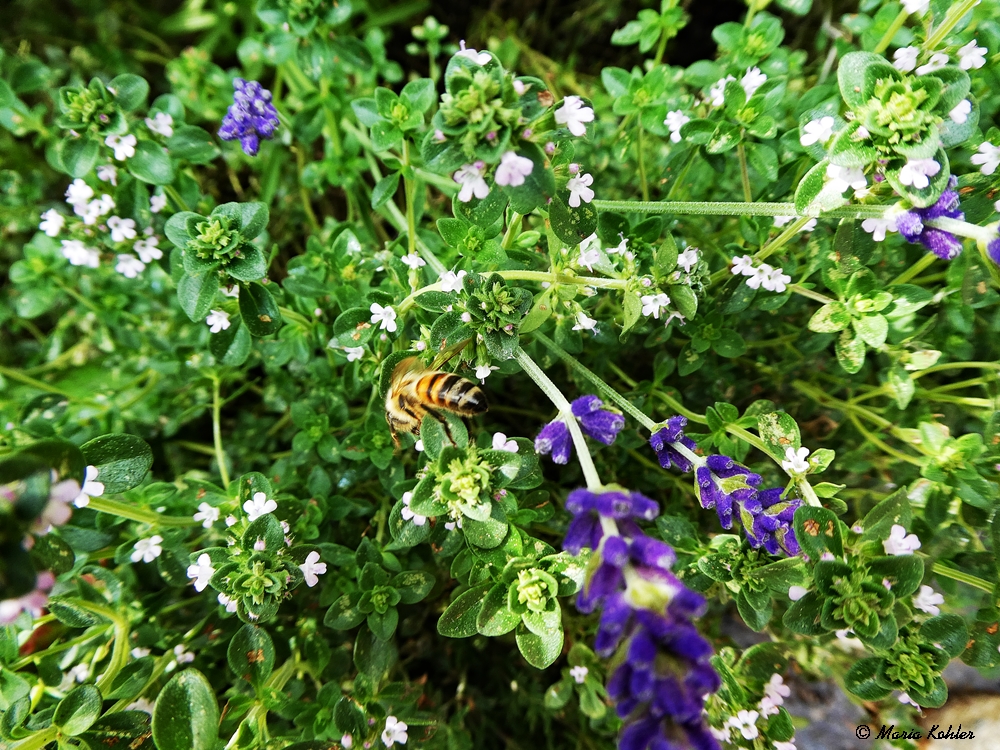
[
  {"left": 218, "top": 78, "right": 280, "bottom": 156},
  {"left": 535, "top": 395, "right": 625, "bottom": 464},
  {"left": 564, "top": 488, "right": 721, "bottom": 750},
  {"left": 895, "top": 176, "right": 964, "bottom": 260},
  {"left": 649, "top": 415, "right": 697, "bottom": 472}
]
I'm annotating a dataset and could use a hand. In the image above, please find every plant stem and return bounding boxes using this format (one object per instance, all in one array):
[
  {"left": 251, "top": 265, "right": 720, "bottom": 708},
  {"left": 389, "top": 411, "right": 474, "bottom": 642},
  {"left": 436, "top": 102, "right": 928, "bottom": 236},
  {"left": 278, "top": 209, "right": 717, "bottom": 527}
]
[
  {"left": 926, "top": 216, "right": 995, "bottom": 244},
  {"left": 590, "top": 200, "right": 889, "bottom": 219},
  {"left": 653, "top": 31, "right": 668, "bottom": 66},
  {"left": 514, "top": 347, "right": 602, "bottom": 490},
  {"left": 873, "top": 9, "right": 909, "bottom": 54},
  {"left": 501, "top": 211, "right": 523, "bottom": 250},
  {"left": 88, "top": 497, "right": 200, "bottom": 527},
  {"left": 890, "top": 252, "right": 937, "bottom": 285},
  {"left": 636, "top": 121, "right": 650, "bottom": 202},
  {"left": 0, "top": 365, "right": 75, "bottom": 398},
  {"left": 211, "top": 374, "right": 231, "bottom": 490},
  {"left": 293, "top": 145, "right": 321, "bottom": 234},
  {"left": 788, "top": 284, "right": 836, "bottom": 305},
  {"left": 737, "top": 144, "right": 753, "bottom": 202},
  {"left": 164, "top": 185, "right": 190, "bottom": 212},
  {"left": 925, "top": 0, "right": 982, "bottom": 51},
  {"left": 932, "top": 561, "right": 994, "bottom": 593},
  {"left": 403, "top": 140, "right": 419, "bottom": 259}
]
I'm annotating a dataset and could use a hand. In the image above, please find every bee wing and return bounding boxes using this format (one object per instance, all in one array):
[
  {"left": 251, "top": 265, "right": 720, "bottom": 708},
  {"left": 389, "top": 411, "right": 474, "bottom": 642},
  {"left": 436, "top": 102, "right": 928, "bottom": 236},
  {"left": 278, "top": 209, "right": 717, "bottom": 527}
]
[{"left": 390, "top": 356, "right": 423, "bottom": 387}]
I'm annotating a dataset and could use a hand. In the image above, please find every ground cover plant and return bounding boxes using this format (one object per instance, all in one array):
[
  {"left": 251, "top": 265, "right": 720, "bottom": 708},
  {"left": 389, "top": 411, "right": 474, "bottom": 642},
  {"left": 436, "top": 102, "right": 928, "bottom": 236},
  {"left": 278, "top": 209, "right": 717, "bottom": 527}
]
[{"left": 2, "top": 0, "right": 1000, "bottom": 747}]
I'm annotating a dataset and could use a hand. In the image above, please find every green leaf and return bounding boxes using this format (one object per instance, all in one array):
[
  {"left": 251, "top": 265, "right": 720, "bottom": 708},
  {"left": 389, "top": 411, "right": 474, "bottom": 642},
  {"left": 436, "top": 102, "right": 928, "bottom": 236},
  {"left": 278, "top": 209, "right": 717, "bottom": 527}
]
[
  {"left": 477, "top": 583, "right": 521, "bottom": 636},
  {"left": 835, "top": 329, "right": 866, "bottom": 374},
  {"left": 371, "top": 172, "right": 400, "bottom": 209},
  {"left": 167, "top": 125, "right": 220, "bottom": 164},
  {"left": 867, "top": 555, "right": 924, "bottom": 598},
  {"left": 792, "top": 505, "right": 843, "bottom": 558},
  {"left": 438, "top": 584, "right": 490, "bottom": 637},
  {"left": 164, "top": 211, "right": 201, "bottom": 250},
  {"left": 227, "top": 625, "right": 275, "bottom": 686},
  {"left": 515, "top": 621, "right": 563, "bottom": 669},
  {"left": 808, "top": 302, "right": 851, "bottom": 333},
  {"left": 920, "top": 614, "right": 969, "bottom": 658},
  {"left": 390, "top": 570, "right": 436, "bottom": 604},
  {"left": 367, "top": 608, "right": 399, "bottom": 640},
  {"left": 110, "top": 74, "right": 149, "bottom": 111},
  {"left": 755, "top": 411, "right": 801, "bottom": 460},
  {"left": 214, "top": 202, "right": 269, "bottom": 241},
  {"left": 106, "top": 657, "right": 154, "bottom": 701},
  {"left": 239, "top": 282, "right": 282, "bottom": 336},
  {"left": 177, "top": 272, "right": 219, "bottom": 323},
  {"left": 53, "top": 684, "right": 102, "bottom": 736},
  {"left": 80, "top": 713, "right": 153, "bottom": 750},
  {"left": 81, "top": 434, "right": 153, "bottom": 493},
  {"left": 129, "top": 141, "right": 175, "bottom": 185},
  {"left": 353, "top": 629, "right": 397, "bottom": 683},
  {"left": 844, "top": 657, "right": 891, "bottom": 701},
  {"left": 463, "top": 502, "right": 509, "bottom": 549},
  {"left": 860, "top": 488, "right": 912, "bottom": 543},
  {"left": 854, "top": 313, "right": 888, "bottom": 348},
  {"left": 325, "top": 592, "right": 366, "bottom": 630},
  {"left": 151, "top": 669, "right": 220, "bottom": 750},
  {"left": 210, "top": 317, "right": 252, "bottom": 366},
  {"left": 736, "top": 588, "right": 773, "bottom": 632},
  {"left": 58, "top": 137, "right": 100, "bottom": 178},
  {"left": 549, "top": 196, "right": 597, "bottom": 245}
]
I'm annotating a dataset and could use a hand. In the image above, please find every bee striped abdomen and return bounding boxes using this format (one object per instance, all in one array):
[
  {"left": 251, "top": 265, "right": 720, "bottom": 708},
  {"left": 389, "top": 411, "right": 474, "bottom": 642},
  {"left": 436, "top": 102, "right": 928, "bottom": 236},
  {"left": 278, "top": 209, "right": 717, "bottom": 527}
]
[{"left": 417, "top": 372, "right": 488, "bottom": 415}]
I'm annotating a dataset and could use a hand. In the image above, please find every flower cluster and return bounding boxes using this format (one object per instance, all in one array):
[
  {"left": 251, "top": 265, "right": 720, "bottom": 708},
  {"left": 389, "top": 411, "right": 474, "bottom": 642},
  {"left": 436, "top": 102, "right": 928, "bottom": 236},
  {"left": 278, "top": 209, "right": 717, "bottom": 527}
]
[
  {"left": 564, "top": 488, "right": 721, "bottom": 750},
  {"left": 730, "top": 254, "right": 792, "bottom": 294},
  {"left": 535, "top": 395, "right": 625, "bottom": 464},
  {"left": 895, "top": 176, "right": 964, "bottom": 260},
  {"left": 219, "top": 78, "right": 280, "bottom": 156}
]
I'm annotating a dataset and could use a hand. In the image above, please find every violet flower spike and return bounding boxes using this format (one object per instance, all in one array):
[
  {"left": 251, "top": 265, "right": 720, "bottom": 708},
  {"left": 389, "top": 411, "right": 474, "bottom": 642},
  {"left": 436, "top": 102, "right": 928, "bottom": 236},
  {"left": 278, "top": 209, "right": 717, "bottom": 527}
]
[
  {"left": 896, "top": 176, "right": 964, "bottom": 260},
  {"left": 649, "top": 415, "right": 698, "bottom": 472},
  {"left": 219, "top": 78, "right": 280, "bottom": 156},
  {"left": 534, "top": 419, "right": 572, "bottom": 464},
  {"left": 571, "top": 395, "right": 625, "bottom": 445}
]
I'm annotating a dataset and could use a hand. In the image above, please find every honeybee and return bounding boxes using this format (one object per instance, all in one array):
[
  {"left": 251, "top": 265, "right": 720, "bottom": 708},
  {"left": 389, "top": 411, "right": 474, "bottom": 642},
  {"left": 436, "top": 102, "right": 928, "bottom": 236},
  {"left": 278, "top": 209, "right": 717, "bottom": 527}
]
[{"left": 385, "top": 357, "right": 488, "bottom": 446}]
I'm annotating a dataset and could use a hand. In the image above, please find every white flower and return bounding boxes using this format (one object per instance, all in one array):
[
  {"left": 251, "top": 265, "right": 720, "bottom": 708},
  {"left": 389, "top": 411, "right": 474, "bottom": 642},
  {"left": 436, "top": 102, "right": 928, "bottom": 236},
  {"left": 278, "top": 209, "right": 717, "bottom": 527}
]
[
  {"left": 774, "top": 742, "right": 797, "bottom": 750},
  {"left": 150, "top": 194, "right": 167, "bottom": 213},
  {"left": 193, "top": 502, "right": 220, "bottom": 529},
  {"left": 131, "top": 535, "right": 163, "bottom": 563},
  {"left": 578, "top": 245, "right": 601, "bottom": 272},
  {"left": 299, "top": 550, "right": 327, "bottom": 587},
  {"left": 883, "top": 524, "right": 921, "bottom": 555},
  {"left": 731, "top": 254, "right": 755, "bottom": 276},
  {"left": 958, "top": 40, "right": 987, "bottom": 70},
  {"left": 475, "top": 364, "right": 498, "bottom": 382},
  {"left": 495, "top": 151, "right": 534, "bottom": 186},
  {"left": 115, "top": 254, "right": 145, "bottom": 278},
  {"left": 105, "top": 133, "right": 137, "bottom": 161},
  {"left": 65, "top": 179, "right": 94, "bottom": 206},
  {"left": 572, "top": 311, "right": 598, "bottom": 333},
  {"left": 401, "top": 252, "right": 426, "bottom": 269},
  {"left": 664, "top": 311, "right": 685, "bottom": 327},
  {"left": 914, "top": 585, "right": 945, "bottom": 615},
  {"left": 826, "top": 164, "right": 867, "bottom": 193},
  {"left": 763, "top": 266, "right": 791, "bottom": 293},
  {"left": 492, "top": 432, "right": 518, "bottom": 453},
  {"left": 746, "top": 263, "right": 772, "bottom": 290},
  {"left": 567, "top": 173, "right": 595, "bottom": 207},
  {"left": 186, "top": 553, "right": 215, "bottom": 592},
  {"left": 898, "top": 158, "right": 941, "bottom": 189},
  {"left": 225, "top": 515, "right": 237, "bottom": 527},
  {"left": 440, "top": 270, "right": 468, "bottom": 293},
  {"left": 218, "top": 592, "right": 238, "bottom": 613},
  {"left": 342, "top": 735, "right": 354, "bottom": 749},
  {"left": 893, "top": 46, "right": 919, "bottom": 72},
  {"left": 69, "top": 663, "right": 91, "bottom": 683},
  {"left": 206, "top": 310, "right": 231, "bottom": 334},
  {"left": 773, "top": 215, "right": 795, "bottom": 227},
  {"left": 456, "top": 40, "right": 491, "bottom": 66},
  {"left": 370, "top": 303, "right": 398, "bottom": 333},
  {"left": 664, "top": 110, "right": 690, "bottom": 143},
  {"left": 741, "top": 67, "right": 767, "bottom": 98},
  {"left": 764, "top": 674, "right": 791, "bottom": 706},
  {"left": 949, "top": 99, "right": 972, "bottom": 125},
  {"left": 145, "top": 112, "right": 174, "bottom": 137},
  {"left": 902, "top": 0, "right": 929, "bottom": 14},
  {"left": 415, "top": 439, "right": 424, "bottom": 452},
  {"left": 173, "top": 644, "right": 195, "bottom": 664},
  {"left": 400, "top": 491, "right": 427, "bottom": 526},
  {"left": 916, "top": 53, "right": 949, "bottom": 75},
  {"left": 971, "top": 142, "right": 1000, "bottom": 175},
  {"left": 97, "top": 164, "right": 118, "bottom": 185},
  {"left": 640, "top": 292, "right": 670, "bottom": 319},
  {"left": 727, "top": 710, "right": 760, "bottom": 740},
  {"left": 512, "top": 80, "right": 527, "bottom": 95},
  {"left": 709, "top": 726, "right": 731, "bottom": 743},
  {"left": 708, "top": 75, "right": 736, "bottom": 107},
  {"left": 898, "top": 692, "right": 920, "bottom": 708},
  {"left": 799, "top": 116, "right": 835, "bottom": 147},
  {"left": 61, "top": 239, "right": 100, "bottom": 268},
  {"left": 244, "top": 491, "right": 277, "bottom": 521},
  {"left": 131, "top": 647, "right": 151, "bottom": 659},
  {"left": 40, "top": 209, "right": 65, "bottom": 237},
  {"left": 759, "top": 695, "right": 781, "bottom": 717},
  {"left": 861, "top": 216, "right": 898, "bottom": 241},
  {"left": 73, "top": 466, "right": 104, "bottom": 507},
  {"left": 788, "top": 585, "right": 808, "bottom": 601},
  {"left": 343, "top": 346, "right": 365, "bottom": 362},
  {"left": 78, "top": 194, "right": 114, "bottom": 226},
  {"left": 453, "top": 162, "right": 490, "bottom": 202},
  {"left": 782, "top": 446, "right": 810, "bottom": 475},
  {"left": 107, "top": 216, "right": 137, "bottom": 242},
  {"left": 677, "top": 248, "right": 699, "bottom": 273},
  {"left": 569, "top": 665, "right": 589, "bottom": 684},
  {"left": 381, "top": 716, "right": 409, "bottom": 747},
  {"left": 124, "top": 697, "right": 154, "bottom": 715},
  {"left": 554, "top": 95, "right": 595, "bottom": 137},
  {"left": 134, "top": 236, "right": 162, "bottom": 264}
]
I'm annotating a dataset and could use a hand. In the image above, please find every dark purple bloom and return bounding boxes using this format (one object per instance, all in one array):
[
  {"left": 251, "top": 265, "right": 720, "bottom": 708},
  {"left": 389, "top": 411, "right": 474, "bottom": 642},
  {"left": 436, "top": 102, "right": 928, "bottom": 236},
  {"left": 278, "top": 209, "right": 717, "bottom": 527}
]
[
  {"left": 219, "top": 78, "right": 280, "bottom": 156},
  {"left": 988, "top": 233, "right": 1000, "bottom": 267},
  {"left": 896, "top": 176, "right": 964, "bottom": 260},
  {"left": 571, "top": 395, "right": 626, "bottom": 445},
  {"left": 534, "top": 419, "right": 571, "bottom": 464},
  {"left": 649, "top": 416, "right": 698, "bottom": 472}
]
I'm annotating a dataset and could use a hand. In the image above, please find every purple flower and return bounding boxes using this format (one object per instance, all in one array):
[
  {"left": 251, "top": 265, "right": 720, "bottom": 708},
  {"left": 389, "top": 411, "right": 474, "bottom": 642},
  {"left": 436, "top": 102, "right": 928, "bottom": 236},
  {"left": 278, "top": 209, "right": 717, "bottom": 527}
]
[
  {"left": 649, "top": 415, "right": 698, "bottom": 472},
  {"left": 564, "top": 487, "right": 720, "bottom": 750},
  {"left": 571, "top": 395, "right": 625, "bottom": 445},
  {"left": 989, "top": 234, "right": 1000, "bottom": 267},
  {"left": 219, "top": 78, "right": 280, "bottom": 156},
  {"left": 896, "top": 176, "right": 964, "bottom": 260},
  {"left": 534, "top": 419, "right": 571, "bottom": 464}
]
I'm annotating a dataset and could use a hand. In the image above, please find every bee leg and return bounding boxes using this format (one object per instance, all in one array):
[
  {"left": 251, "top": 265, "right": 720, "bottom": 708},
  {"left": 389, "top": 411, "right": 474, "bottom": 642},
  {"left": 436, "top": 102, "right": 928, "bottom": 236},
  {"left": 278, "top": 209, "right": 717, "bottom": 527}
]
[{"left": 426, "top": 408, "right": 457, "bottom": 445}]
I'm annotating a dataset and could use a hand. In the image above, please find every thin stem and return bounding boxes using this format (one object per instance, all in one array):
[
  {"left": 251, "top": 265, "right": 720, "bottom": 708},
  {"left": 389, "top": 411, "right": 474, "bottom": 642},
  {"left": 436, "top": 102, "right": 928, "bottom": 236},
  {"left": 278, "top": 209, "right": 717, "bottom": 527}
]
[
  {"left": 873, "top": 9, "right": 909, "bottom": 54},
  {"left": 653, "top": 30, "right": 668, "bottom": 66},
  {"left": 0, "top": 366, "right": 75, "bottom": 398},
  {"left": 88, "top": 497, "right": 200, "bottom": 527},
  {"left": 501, "top": 211, "right": 523, "bottom": 250},
  {"left": 164, "top": 185, "right": 190, "bottom": 212},
  {"left": 737, "top": 144, "right": 753, "bottom": 202},
  {"left": 590, "top": 200, "right": 890, "bottom": 219},
  {"left": 636, "top": 121, "right": 649, "bottom": 202},
  {"left": 293, "top": 146, "right": 321, "bottom": 234},
  {"left": 925, "top": 0, "right": 982, "bottom": 51},
  {"left": 211, "top": 375, "right": 231, "bottom": 490},
  {"left": 890, "top": 252, "right": 937, "bottom": 285},
  {"left": 789, "top": 284, "right": 836, "bottom": 305},
  {"left": 403, "top": 140, "right": 418, "bottom": 258},
  {"left": 926, "top": 216, "right": 995, "bottom": 244},
  {"left": 932, "top": 561, "right": 994, "bottom": 593}
]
